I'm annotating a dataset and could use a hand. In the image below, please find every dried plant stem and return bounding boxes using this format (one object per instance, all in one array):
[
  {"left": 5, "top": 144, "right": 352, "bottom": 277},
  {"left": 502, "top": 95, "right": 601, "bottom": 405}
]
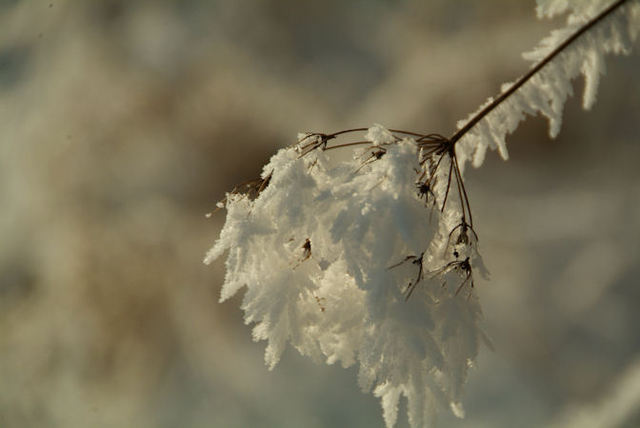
[{"left": 449, "top": 0, "right": 629, "bottom": 145}]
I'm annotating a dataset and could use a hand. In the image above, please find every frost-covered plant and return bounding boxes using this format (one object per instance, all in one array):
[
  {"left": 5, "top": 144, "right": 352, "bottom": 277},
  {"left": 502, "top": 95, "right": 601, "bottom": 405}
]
[{"left": 205, "top": 1, "right": 639, "bottom": 427}]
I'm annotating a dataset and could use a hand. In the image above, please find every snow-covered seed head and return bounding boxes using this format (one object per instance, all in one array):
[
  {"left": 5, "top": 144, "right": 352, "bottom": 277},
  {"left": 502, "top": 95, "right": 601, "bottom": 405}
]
[
  {"left": 207, "top": 124, "right": 489, "bottom": 427},
  {"left": 206, "top": 2, "right": 640, "bottom": 425}
]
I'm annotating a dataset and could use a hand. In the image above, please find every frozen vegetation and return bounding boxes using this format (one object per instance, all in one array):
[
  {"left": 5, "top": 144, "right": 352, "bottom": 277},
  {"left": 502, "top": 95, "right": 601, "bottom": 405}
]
[{"left": 207, "top": 1, "right": 640, "bottom": 426}]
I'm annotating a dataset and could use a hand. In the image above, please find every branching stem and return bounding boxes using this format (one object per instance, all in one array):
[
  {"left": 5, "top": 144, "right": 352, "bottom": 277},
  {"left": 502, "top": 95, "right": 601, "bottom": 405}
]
[{"left": 223, "top": 0, "right": 633, "bottom": 300}]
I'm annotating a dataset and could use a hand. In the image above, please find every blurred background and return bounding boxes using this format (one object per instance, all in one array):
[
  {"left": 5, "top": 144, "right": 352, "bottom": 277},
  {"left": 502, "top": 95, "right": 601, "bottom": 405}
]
[{"left": 0, "top": 1, "right": 639, "bottom": 427}]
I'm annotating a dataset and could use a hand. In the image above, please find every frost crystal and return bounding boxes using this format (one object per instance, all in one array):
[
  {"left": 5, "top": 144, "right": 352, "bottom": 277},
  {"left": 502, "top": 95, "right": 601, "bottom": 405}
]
[
  {"left": 207, "top": 132, "right": 488, "bottom": 426},
  {"left": 365, "top": 123, "right": 397, "bottom": 146},
  {"left": 455, "top": 0, "right": 640, "bottom": 170}
]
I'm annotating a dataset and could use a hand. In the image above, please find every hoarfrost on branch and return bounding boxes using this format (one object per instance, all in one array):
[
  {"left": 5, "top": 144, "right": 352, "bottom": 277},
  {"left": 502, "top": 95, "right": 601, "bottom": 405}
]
[{"left": 206, "top": 1, "right": 639, "bottom": 427}]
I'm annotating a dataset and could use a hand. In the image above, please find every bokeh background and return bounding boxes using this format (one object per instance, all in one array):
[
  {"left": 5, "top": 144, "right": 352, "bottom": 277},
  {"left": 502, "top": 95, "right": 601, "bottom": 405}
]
[{"left": 1, "top": 1, "right": 639, "bottom": 427}]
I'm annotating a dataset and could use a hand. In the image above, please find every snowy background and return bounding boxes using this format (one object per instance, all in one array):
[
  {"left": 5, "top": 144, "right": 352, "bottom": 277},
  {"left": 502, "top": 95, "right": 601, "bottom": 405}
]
[{"left": 1, "top": 1, "right": 639, "bottom": 427}]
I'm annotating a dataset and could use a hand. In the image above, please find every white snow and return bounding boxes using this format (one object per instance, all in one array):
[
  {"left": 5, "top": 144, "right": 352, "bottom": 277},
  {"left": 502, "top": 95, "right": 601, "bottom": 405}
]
[{"left": 207, "top": 133, "right": 487, "bottom": 426}]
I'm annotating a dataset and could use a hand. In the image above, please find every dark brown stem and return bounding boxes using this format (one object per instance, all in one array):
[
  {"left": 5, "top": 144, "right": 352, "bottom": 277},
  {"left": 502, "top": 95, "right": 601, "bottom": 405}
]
[
  {"left": 441, "top": 158, "right": 454, "bottom": 213},
  {"left": 453, "top": 155, "right": 473, "bottom": 227},
  {"left": 331, "top": 128, "right": 368, "bottom": 137},
  {"left": 323, "top": 141, "right": 372, "bottom": 151},
  {"left": 452, "top": 156, "right": 467, "bottom": 224},
  {"left": 326, "top": 128, "right": 430, "bottom": 139},
  {"left": 449, "top": 0, "right": 629, "bottom": 145}
]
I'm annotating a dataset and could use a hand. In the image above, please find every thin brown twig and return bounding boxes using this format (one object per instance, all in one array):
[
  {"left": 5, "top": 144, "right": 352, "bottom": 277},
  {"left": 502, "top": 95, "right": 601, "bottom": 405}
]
[
  {"left": 323, "top": 141, "right": 373, "bottom": 151},
  {"left": 441, "top": 158, "right": 454, "bottom": 213},
  {"left": 449, "top": 0, "right": 629, "bottom": 145},
  {"left": 453, "top": 155, "right": 473, "bottom": 227}
]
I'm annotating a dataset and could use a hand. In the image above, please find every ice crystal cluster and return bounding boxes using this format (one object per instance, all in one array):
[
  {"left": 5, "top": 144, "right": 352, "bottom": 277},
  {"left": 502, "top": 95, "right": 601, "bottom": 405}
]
[
  {"left": 206, "top": 1, "right": 639, "bottom": 427},
  {"left": 456, "top": 0, "right": 640, "bottom": 169},
  {"left": 207, "top": 128, "right": 488, "bottom": 426}
]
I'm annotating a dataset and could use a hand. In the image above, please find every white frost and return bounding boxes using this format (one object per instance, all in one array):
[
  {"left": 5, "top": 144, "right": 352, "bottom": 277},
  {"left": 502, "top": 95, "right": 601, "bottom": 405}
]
[
  {"left": 207, "top": 131, "right": 487, "bottom": 427},
  {"left": 365, "top": 123, "right": 397, "bottom": 146},
  {"left": 456, "top": 0, "right": 640, "bottom": 169}
]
